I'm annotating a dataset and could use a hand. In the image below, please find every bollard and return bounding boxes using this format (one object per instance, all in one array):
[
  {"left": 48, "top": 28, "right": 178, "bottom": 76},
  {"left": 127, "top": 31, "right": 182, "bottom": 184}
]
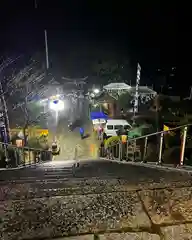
[
  {"left": 72, "top": 146, "right": 78, "bottom": 170},
  {"left": 180, "top": 126, "right": 188, "bottom": 166},
  {"left": 157, "top": 132, "right": 164, "bottom": 165}
]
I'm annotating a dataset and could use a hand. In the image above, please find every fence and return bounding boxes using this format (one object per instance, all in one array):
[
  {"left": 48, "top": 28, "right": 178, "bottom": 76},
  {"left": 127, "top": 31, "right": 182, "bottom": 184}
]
[
  {"left": 0, "top": 142, "right": 52, "bottom": 168},
  {"left": 100, "top": 124, "right": 192, "bottom": 167}
]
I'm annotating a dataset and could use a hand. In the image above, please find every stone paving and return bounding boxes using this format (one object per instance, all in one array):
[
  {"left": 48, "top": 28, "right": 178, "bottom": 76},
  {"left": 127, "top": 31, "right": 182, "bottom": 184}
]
[
  {"left": 1, "top": 161, "right": 192, "bottom": 239},
  {"left": 2, "top": 185, "right": 192, "bottom": 240}
]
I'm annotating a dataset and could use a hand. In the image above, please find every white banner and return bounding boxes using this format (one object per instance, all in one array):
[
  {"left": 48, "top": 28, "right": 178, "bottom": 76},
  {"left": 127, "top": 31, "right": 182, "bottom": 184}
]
[{"left": 134, "top": 63, "right": 141, "bottom": 114}]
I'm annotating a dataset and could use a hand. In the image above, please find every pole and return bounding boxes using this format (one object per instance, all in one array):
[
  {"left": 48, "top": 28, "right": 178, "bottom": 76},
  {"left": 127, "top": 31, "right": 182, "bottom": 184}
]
[
  {"left": 34, "top": 0, "right": 37, "bottom": 8},
  {"left": 133, "top": 63, "right": 141, "bottom": 121},
  {"left": 34, "top": 1, "right": 49, "bottom": 70},
  {"left": 180, "top": 126, "right": 187, "bottom": 166},
  {"left": 157, "top": 132, "right": 164, "bottom": 165},
  {"left": 44, "top": 30, "right": 49, "bottom": 70},
  {"left": 143, "top": 136, "right": 148, "bottom": 162},
  {"left": 55, "top": 110, "right": 58, "bottom": 125},
  {"left": 190, "top": 86, "right": 192, "bottom": 100}
]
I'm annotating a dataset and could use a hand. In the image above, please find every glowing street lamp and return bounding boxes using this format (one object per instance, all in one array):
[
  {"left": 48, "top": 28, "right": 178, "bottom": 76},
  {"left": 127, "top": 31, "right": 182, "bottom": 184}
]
[
  {"left": 49, "top": 99, "right": 64, "bottom": 125},
  {"left": 49, "top": 99, "right": 64, "bottom": 111},
  {"left": 93, "top": 88, "right": 100, "bottom": 94}
]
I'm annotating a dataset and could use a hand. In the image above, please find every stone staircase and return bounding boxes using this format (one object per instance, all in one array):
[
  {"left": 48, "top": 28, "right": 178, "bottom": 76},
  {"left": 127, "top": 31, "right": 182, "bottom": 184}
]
[{"left": 1, "top": 160, "right": 192, "bottom": 239}]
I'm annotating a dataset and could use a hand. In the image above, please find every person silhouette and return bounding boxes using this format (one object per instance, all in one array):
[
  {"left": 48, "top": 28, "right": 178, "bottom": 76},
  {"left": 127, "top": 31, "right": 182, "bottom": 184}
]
[{"left": 79, "top": 127, "right": 84, "bottom": 139}]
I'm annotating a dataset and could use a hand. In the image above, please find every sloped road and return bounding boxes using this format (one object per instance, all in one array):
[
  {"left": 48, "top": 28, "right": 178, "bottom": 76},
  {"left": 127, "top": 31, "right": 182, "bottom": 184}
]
[{"left": 49, "top": 119, "right": 99, "bottom": 161}]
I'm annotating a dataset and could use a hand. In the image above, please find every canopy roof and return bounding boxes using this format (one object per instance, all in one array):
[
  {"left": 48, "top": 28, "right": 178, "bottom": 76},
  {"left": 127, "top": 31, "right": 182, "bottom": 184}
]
[
  {"left": 128, "top": 86, "right": 156, "bottom": 95},
  {"left": 94, "top": 92, "right": 116, "bottom": 103},
  {"left": 90, "top": 111, "right": 108, "bottom": 120},
  {"left": 103, "top": 82, "right": 131, "bottom": 90}
]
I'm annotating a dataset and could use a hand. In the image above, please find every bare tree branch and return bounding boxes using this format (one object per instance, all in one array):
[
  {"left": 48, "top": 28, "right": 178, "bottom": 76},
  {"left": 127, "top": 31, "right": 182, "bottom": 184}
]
[{"left": 1, "top": 59, "right": 49, "bottom": 131}]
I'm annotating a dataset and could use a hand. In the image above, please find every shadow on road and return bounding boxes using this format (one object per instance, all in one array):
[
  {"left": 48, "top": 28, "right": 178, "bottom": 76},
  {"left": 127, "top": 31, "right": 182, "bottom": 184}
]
[{"left": 82, "top": 133, "right": 90, "bottom": 139}]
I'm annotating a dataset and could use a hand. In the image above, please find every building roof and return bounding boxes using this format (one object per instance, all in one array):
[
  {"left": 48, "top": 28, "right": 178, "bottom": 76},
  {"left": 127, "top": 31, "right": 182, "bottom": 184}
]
[
  {"left": 94, "top": 92, "right": 116, "bottom": 103},
  {"left": 128, "top": 86, "right": 156, "bottom": 95},
  {"left": 103, "top": 82, "right": 131, "bottom": 90}
]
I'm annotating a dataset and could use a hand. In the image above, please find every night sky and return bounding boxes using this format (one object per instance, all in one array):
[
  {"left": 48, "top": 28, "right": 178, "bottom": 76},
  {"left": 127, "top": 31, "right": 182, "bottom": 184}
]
[{"left": 0, "top": 1, "right": 191, "bottom": 95}]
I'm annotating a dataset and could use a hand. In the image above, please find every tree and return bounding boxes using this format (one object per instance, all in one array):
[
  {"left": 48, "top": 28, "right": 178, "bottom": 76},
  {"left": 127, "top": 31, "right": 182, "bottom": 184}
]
[
  {"left": 0, "top": 56, "right": 23, "bottom": 143},
  {"left": 117, "top": 92, "right": 133, "bottom": 110},
  {"left": 92, "top": 59, "right": 131, "bottom": 84},
  {"left": 4, "top": 59, "right": 50, "bottom": 145}
]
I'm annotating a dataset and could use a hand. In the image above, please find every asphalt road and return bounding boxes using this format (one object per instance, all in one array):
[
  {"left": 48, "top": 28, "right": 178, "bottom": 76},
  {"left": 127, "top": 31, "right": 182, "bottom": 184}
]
[{"left": 48, "top": 117, "right": 98, "bottom": 161}]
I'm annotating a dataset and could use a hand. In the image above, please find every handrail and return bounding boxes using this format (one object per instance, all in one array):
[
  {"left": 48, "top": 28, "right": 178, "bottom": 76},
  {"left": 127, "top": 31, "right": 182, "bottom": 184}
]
[
  {"left": 0, "top": 141, "right": 52, "bottom": 169},
  {"left": 0, "top": 142, "right": 51, "bottom": 152},
  {"left": 104, "top": 123, "right": 192, "bottom": 148},
  {"left": 128, "top": 123, "right": 192, "bottom": 142},
  {"left": 101, "top": 123, "right": 192, "bottom": 166}
]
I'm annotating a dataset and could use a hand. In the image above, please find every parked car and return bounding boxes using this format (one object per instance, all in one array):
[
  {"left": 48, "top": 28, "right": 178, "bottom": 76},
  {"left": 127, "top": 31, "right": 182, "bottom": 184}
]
[{"left": 104, "top": 119, "right": 132, "bottom": 137}]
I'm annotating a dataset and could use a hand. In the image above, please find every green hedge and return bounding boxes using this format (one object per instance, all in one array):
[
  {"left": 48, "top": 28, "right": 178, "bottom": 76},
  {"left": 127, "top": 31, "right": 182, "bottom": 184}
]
[{"left": 104, "top": 136, "right": 120, "bottom": 148}]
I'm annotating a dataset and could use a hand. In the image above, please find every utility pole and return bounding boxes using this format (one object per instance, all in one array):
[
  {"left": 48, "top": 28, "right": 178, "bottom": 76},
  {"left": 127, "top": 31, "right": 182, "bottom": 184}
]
[
  {"left": 189, "top": 86, "right": 192, "bottom": 100},
  {"left": 34, "top": 0, "right": 37, "bottom": 8},
  {"left": 34, "top": 0, "right": 49, "bottom": 70},
  {"left": 44, "top": 30, "right": 49, "bottom": 70}
]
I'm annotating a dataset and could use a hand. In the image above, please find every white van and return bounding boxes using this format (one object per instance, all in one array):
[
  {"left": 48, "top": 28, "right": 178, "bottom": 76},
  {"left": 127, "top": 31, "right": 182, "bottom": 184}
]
[{"left": 104, "top": 119, "right": 132, "bottom": 137}]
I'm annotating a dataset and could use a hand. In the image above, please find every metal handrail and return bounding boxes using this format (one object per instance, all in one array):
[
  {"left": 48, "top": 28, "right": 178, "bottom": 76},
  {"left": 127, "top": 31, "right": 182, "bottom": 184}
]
[
  {"left": 102, "top": 123, "right": 191, "bottom": 166},
  {"left": 104, "top": 123, "right": 192, "bottom": 148},
  {"left": 0, "top": 141, "right": 52, "bottom": 169},
  {"left": 128, "top": 123, "right": 191, "bottom": 142},
  {"left": 0, "top": 142, "right": 51, "bottom": 152}
]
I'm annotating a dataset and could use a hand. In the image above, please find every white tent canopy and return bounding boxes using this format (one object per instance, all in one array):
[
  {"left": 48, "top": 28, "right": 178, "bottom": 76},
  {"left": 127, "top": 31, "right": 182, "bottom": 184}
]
[
  {"left": 103, "top": 82, "right": 131, "bottom": 91},
  {"left": 128, "top": 86, "right": 156, "bottom": 95}
]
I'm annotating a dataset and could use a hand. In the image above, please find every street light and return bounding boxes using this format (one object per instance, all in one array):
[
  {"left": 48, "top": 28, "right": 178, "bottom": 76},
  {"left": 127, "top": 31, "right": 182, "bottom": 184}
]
[
  {"left": 49, "top": 99, "right": 64, "bottom": 111},
  {"left": 93, "top": 88, "right": 100, "bottom": 94},
  {"left": 49, "top": 99, "right": 64, "bottom": 125}
]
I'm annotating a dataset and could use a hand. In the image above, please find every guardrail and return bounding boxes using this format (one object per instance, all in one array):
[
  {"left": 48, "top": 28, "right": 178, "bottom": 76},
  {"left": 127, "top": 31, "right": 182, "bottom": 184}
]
[
  {"left": 100, "top": 124, "right": 192, "bottom": 167},
  {"left": 0, "top": 142, "right": 52, "bottom": 169}
]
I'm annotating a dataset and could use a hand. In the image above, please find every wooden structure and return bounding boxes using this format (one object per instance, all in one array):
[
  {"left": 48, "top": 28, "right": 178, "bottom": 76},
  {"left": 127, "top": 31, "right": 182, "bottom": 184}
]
[{"left": 94, "top": 92, "right": 118, "bottom": 117}]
